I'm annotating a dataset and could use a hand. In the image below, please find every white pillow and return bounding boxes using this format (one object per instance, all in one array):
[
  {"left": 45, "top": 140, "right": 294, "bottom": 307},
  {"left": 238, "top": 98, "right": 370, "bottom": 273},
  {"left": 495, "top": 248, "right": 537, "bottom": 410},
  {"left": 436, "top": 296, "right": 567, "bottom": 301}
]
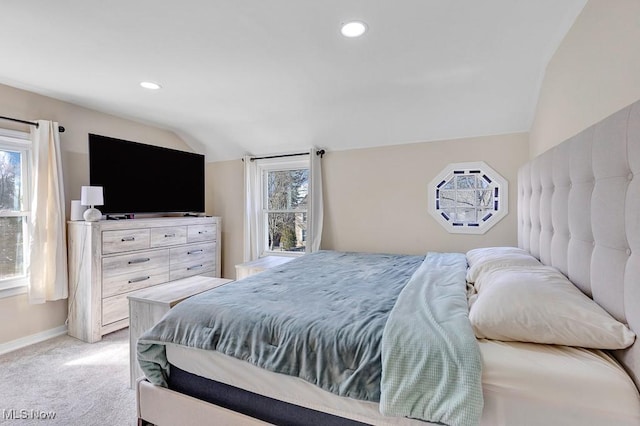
[
  {"left": 468, "top": 266, "right": 636, "bottom": 349},
  {"left": 466, "top": 247, "right": 541, "bottom": 284}
]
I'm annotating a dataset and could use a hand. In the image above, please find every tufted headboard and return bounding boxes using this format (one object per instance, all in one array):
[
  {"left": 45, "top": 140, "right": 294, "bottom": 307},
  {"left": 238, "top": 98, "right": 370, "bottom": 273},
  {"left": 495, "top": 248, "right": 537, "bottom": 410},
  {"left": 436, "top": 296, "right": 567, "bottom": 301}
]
[{"left": 518, "top": 100, "right": 640, "bottom": 389}]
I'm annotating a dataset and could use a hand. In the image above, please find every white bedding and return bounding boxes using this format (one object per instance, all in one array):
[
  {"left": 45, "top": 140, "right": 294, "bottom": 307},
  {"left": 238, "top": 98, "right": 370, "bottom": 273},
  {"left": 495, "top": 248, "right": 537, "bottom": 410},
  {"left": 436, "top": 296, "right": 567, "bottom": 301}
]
[
  {"left": 165, "top": 339, "right": 640, "bottom": 426},
  {"left": 479, "top": 340, "right": 640, "bottom": 425}
]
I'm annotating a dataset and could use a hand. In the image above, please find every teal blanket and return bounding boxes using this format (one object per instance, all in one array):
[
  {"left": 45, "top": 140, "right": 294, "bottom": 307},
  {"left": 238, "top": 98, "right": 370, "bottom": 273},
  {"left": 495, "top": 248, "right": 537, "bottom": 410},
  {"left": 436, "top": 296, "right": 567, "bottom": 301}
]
[
  {"left": 138, "top": 250, "right": 423, "bottom": 401},
  {"left": 380, "top": 252, "right": 483, "bottom": 426},
  {"left": 137, "top": 250, "right": 482, "bottom": 425}
]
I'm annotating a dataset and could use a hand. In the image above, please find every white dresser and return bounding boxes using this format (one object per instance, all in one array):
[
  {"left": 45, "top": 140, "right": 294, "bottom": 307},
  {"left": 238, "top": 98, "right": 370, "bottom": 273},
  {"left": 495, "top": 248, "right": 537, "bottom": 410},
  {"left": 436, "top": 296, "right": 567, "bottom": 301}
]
[{"left": 67, "top": 216, "right": 221, "bottom": 343}]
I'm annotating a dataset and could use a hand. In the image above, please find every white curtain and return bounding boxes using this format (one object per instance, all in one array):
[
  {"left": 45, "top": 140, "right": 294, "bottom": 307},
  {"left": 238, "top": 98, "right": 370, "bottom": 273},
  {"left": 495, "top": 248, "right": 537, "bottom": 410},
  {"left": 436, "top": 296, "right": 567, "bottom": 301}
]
[
  {"left": 28, "top": 120, "right": 68, "bottom": 303},
  {"left": 243, "top": 155, "right": 260, "bottom": 262},
  {"left": 307, "top": 148, "right": 324, "bottom": 253}
]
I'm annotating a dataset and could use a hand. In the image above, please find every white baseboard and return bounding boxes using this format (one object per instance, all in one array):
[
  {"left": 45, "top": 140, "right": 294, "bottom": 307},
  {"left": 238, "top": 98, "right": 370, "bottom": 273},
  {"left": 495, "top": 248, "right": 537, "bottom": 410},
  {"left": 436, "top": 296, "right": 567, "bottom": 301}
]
[{"left": 0, "top": 325, "right": 68, "bottom": 356}]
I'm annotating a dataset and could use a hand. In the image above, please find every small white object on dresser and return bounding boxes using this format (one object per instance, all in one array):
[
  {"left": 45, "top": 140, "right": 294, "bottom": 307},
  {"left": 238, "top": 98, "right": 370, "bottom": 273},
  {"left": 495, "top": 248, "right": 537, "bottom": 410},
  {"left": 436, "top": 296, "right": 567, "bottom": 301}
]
[{"left": 67, "top": 216, "right": 222, "bottom": 343}]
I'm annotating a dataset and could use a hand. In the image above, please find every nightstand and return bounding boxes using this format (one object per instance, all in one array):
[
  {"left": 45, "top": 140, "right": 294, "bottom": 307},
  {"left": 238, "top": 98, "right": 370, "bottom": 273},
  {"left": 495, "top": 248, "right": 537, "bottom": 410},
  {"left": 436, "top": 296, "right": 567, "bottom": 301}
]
[
  {"left": 128, "top": 275, "right": 233, "bottom": 388},
  {"left": 235, "top": 256, "right": 296, "bottom": 280}
]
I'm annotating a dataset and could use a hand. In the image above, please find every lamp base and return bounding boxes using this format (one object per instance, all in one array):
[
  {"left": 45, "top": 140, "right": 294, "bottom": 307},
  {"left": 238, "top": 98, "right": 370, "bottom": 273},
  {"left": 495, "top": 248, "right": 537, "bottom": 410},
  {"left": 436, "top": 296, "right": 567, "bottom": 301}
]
[{"left": 83, "top": 207, "right": 102, "bottom": 222}]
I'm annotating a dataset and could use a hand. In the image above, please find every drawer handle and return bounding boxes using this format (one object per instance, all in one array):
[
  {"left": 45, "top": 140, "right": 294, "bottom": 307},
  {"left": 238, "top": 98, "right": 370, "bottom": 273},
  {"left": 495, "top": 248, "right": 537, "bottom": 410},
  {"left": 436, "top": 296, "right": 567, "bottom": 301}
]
[
  {"left": 187, "top": 249, "right": 204, "bottom": 255},
  {"left": 165, "top": 233, "right": 176, "bottom": 238},
  {"left": 129, "top": 276, "right": 150, "bottom": 284},
  {"left": 128, "top": 258, "right": 150, "bottom": 265},
  {"left": 121, "top": 236, "right": 136, "bottom": 242},
  {"left": 187, "top": 264, "right": 203, "bottom": 271},
  {"left": 198, "top": 230, "right": 208, "bottom": 234}
]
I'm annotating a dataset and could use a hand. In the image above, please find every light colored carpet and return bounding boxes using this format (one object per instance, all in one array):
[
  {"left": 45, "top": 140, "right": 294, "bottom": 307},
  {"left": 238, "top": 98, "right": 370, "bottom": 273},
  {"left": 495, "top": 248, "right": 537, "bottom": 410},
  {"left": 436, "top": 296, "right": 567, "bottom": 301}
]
[{"left": 0, "top": 329, "right": 136, "bottom": 426}]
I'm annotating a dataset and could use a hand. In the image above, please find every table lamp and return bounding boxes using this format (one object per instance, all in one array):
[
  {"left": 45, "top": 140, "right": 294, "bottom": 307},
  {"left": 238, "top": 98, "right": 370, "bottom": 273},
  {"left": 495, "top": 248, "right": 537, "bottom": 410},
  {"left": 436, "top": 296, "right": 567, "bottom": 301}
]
[{"left": 81, "top": 186, "right": 104, "bottom": 222}]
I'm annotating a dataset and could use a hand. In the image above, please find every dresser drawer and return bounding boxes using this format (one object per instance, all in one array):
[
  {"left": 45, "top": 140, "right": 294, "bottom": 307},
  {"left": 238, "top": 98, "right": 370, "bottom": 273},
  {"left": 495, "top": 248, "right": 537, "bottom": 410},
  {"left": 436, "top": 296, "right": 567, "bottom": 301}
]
[
  {"left": 102, "top": 293, "right": 130, "bottom": 326},
  {"left": 150, "top": 226, "right": 187, "bottom": 248},
  {"left": 169, "top": 262, "right": 216, "bottom": 281},
  {"left": 187, "top": 224, "right": 216, "bottom": 243},
  {"left": 170, "top": 242, "right": 216, "bottom": 280},
  {"left": 103, "top": 268, "right": 169, "bottom": 298},
  {"left": 102, "top": 229, "right": 150, "bottom": 254},
  {"left": 170, "top": 242, "right": 216, "bottom": 265},
  {"left": 102, "top": 250, "right": 169, "bottom": 297},
  {"left": 102, "top": 249, "right": 170, "bottom": 279}
]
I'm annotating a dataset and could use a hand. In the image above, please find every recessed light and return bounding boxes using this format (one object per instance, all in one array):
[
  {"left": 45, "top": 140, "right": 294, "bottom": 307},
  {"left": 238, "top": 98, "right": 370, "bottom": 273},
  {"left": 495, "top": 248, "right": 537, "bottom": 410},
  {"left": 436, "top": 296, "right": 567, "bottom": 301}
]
[
  {"left": 140, "top": 81, "right": 162, "bottom": 90},
  {"left": 341, "top": 21, "right": 367, "bottom": 38}
]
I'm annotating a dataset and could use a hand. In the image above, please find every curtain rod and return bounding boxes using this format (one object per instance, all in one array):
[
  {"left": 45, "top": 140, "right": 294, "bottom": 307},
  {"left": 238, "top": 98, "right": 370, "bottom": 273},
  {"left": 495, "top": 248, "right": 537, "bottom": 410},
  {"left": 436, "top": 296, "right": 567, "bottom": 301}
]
[
  {"left": 0, "top": 115, "right": 66, "bottom": 133},
  {"left": 249, "top": 149, "right": 325, "bottom": 162}
]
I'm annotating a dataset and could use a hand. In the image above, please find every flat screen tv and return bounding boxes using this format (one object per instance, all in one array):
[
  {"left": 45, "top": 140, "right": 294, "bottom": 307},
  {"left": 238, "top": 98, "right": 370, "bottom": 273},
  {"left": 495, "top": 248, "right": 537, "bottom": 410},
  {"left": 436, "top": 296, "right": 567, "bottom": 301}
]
[{"left": 88, "top": 134, "right": 205, "bottom": 215}]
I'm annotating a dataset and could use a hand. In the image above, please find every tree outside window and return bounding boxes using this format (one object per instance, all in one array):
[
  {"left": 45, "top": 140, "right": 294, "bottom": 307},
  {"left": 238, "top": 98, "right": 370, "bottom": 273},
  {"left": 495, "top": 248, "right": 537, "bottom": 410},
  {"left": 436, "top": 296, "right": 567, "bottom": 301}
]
[{"left": 264, "top": 168, "right": 308, "bottom": 253}]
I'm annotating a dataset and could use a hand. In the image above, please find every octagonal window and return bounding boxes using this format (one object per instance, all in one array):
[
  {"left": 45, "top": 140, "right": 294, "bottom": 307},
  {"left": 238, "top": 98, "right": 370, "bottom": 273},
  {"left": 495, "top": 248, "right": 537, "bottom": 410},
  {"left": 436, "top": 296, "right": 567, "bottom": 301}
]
[{"left": 428, "top": 161, "right": 508, "bottom": 234}]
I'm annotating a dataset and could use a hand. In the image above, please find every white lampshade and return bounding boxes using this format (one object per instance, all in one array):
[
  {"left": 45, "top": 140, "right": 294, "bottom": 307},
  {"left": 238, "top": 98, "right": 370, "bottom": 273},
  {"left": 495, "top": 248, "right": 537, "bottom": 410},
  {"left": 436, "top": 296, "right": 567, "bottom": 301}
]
[{"left": 80, "top": 186, "right": 104, "bottom": 207}]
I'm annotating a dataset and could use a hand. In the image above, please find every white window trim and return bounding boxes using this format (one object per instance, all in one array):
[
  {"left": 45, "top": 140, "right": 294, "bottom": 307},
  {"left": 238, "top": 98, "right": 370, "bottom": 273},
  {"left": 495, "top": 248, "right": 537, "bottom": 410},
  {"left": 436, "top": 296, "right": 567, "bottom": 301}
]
[
  {"left": 255, "top": 157, "right": 309, "bottom": 258},
  {"left": 0, "top": 128, "right": 31, "bottom": 298},
  {"left": 427, "top": 161, "right": 508, "bottom": 235}
]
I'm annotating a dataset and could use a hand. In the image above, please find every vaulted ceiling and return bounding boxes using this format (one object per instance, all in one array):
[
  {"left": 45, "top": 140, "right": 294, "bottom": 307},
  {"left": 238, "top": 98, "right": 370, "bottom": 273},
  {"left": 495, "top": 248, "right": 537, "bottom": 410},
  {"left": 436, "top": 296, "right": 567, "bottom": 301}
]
[{"left": 0, "top": 1, "right": 586, "bottom": 161}]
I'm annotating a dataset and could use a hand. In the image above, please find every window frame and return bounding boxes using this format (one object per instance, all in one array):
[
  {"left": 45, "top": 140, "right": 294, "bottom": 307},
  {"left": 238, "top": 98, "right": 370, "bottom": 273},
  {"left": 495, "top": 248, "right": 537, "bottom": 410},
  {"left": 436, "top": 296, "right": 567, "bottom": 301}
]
[
  {"left": 0, "top": 128, "right": 31, "bottom": 297},
  {"left": 427, "top": 161, "right": 508, "bottom": 235},
  {"left": 256, "top": 157, "right": 309, "bottom": 257}
]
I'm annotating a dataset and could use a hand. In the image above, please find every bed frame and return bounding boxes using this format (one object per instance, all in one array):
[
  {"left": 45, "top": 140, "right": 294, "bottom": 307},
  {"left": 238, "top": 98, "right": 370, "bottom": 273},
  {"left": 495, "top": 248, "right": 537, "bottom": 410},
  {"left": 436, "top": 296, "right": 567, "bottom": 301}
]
[{"left": 137, "top": 99, "right": 640, "bottom": 425}]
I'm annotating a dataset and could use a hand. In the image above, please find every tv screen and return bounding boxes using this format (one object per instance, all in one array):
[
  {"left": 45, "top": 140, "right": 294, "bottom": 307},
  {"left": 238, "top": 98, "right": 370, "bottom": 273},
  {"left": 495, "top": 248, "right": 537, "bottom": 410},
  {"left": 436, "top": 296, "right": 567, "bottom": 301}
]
[{"left": 88, "top": 134, "right": 205, "bottom": 215}]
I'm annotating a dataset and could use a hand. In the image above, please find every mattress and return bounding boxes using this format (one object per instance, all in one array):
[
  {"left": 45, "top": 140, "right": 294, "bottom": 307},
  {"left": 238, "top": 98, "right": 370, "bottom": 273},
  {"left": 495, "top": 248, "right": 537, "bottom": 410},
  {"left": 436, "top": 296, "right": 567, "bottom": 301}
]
[{"left": 165, "top": 339, "right": 640, "bottom": 426}]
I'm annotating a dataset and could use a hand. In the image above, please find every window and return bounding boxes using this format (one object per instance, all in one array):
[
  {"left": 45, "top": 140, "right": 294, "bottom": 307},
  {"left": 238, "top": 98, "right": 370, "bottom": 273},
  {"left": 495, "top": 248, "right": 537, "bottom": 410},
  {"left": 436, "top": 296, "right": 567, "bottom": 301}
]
[
  {"left": 258, "top": 158, "right": 309, "bottom": 255},
  {"left": 0, "top": 129, "right": 31, "bottom": 295},
  {"left": 428, "top": 161, "right": 508, "bottom": 234}
]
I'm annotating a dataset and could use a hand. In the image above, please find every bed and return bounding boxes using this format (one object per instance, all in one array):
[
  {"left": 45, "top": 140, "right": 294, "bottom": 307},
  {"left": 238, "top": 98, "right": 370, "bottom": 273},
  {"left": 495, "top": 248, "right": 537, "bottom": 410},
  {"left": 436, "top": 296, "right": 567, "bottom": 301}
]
[{"left": 135, "top": 99, "right": 640, "bottom": 426}]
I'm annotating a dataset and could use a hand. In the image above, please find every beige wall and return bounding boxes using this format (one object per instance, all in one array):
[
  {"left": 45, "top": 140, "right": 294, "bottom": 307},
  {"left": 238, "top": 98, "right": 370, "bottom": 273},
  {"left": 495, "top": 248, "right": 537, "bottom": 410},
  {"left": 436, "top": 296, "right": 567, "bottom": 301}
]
[
  {"left": 0, "top": 83, "right": 191, "bottom": 344},
  {"left": 207, "top": 133, "right": 529, "bottom": 279},
  {"left": 205, "top": 160, "right": 244, "bottom": 279},
  {"left": 529, "top": 0, "right": 640, "bottom": 157}
]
